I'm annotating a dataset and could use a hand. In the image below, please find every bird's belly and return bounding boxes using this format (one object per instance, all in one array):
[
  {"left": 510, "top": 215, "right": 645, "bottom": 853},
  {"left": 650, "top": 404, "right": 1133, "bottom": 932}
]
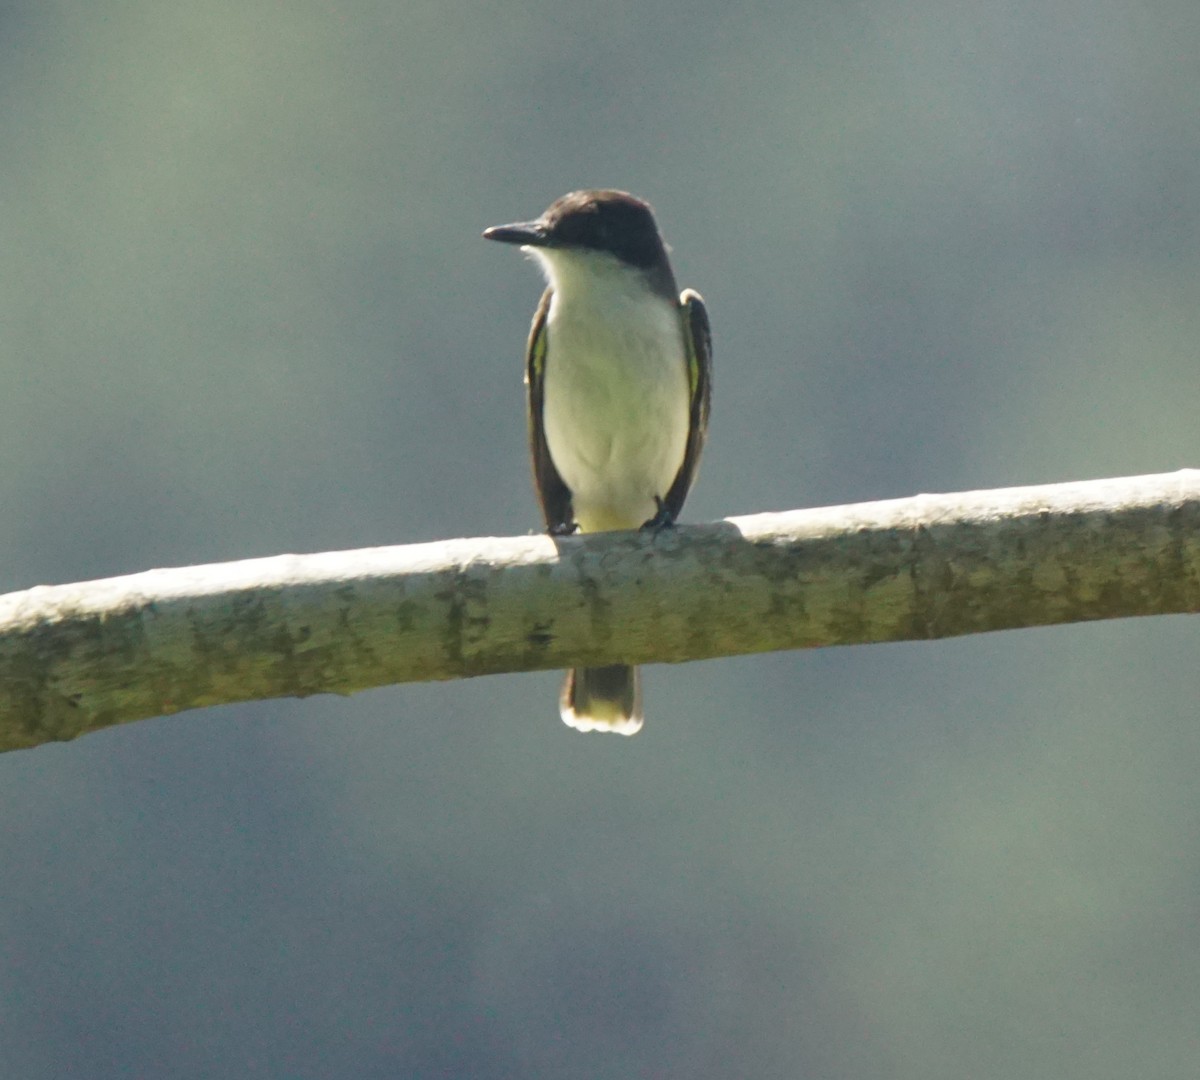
[{"left": 542, "top": 323, "right": 690, "bottom": 533}]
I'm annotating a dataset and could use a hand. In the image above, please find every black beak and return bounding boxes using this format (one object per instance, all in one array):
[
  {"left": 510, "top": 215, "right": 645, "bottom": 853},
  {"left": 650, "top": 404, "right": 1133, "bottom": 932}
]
[{"left": 482, "top": 220, "right": 551, "bottom": 247}]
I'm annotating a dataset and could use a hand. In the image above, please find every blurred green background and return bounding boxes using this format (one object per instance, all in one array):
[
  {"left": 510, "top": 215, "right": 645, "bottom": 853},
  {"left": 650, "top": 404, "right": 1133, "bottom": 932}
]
[{"left": 2, "top": 2, "right": 1199, "bottom": 1077}]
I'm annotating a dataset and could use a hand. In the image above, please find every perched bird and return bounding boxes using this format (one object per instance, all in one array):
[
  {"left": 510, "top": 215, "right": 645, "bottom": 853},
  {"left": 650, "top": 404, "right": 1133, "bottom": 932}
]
[{"left": 484, "top": 189, "right": 712, "bottom": 734}]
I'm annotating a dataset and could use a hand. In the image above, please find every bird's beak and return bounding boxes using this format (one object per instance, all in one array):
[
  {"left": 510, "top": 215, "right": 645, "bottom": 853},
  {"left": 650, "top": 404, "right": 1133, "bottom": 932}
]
[{"left": 482, "top": 219, "right": 551, "bottom": 247}]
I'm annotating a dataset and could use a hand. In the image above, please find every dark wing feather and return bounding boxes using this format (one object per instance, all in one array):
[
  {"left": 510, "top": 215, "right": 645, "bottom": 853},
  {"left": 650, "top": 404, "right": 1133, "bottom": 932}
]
[
  {"left": 525, "top": 287, "right": 574, "bottom": 532},
  {"left": 662, "top": 288, "right": 712, "bottom": 520}
]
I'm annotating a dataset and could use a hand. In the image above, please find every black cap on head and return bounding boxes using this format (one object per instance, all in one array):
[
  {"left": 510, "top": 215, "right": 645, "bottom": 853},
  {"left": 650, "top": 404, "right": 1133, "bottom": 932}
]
[{"left": 484, "top": 189, "right": 670, "bottom": 273}]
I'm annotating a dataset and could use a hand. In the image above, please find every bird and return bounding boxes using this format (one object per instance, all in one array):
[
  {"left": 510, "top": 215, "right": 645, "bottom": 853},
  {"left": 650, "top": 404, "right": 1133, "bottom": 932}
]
[{"left": 483, "top": 189, "right": 712, "bottom": 735}]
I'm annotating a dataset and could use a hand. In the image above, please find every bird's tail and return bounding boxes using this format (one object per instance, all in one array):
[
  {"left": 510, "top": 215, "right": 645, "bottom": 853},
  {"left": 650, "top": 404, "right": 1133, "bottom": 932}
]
[{"left": 560, "top": 664, "right": 643, "bottom": 735}]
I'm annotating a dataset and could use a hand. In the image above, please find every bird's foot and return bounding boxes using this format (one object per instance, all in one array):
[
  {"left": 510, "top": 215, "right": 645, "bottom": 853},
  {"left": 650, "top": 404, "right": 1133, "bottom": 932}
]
[{"left": 640, "top": 497, "right": 676, "bottom": 532}]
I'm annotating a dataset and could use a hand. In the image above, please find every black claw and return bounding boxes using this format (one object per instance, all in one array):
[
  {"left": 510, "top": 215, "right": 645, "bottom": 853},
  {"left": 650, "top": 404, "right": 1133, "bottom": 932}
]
[
  {"left": 548, "top": 520, "right": 579, "bottom": 536},
  {"left": 640, "top": 496, "right": 676, "bottom": 532}
]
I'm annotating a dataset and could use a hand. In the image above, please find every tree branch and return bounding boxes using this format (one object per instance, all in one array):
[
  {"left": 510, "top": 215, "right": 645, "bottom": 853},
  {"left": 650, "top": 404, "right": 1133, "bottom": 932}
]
[{"left": 3, "top": 469, "right": 1199, "bottom": 751}]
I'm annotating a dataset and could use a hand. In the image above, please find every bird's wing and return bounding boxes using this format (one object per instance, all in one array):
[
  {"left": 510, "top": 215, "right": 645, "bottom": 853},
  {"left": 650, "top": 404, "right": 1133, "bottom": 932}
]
[
  {"left": 525, "top": 287, "right": 574, "bottom": 532},
  {"left": 662, "top": 288, "right": 713, "bottom": 520}
]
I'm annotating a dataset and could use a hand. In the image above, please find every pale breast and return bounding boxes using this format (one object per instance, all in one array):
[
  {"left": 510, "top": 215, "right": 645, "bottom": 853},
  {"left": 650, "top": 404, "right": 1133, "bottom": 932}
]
[{"left": 540, "top": 265, "right": 690, "bottom": 532}]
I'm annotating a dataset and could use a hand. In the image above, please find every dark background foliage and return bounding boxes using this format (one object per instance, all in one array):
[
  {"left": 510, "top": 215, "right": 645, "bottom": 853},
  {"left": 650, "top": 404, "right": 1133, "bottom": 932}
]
[{"left": 2, "top": 2, "right": 1199, "bottom": 1076}]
